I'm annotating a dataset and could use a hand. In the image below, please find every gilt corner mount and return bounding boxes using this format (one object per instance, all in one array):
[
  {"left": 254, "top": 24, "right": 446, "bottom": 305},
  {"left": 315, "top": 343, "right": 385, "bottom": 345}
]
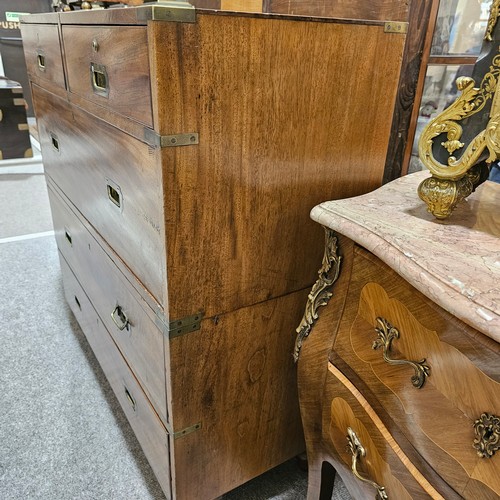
[{"left": 418, "top": 0, "right": 500, "bottom": 219}]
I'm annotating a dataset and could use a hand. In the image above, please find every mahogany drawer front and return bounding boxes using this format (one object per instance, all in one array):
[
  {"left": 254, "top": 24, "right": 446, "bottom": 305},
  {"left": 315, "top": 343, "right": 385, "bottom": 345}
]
[
  {"left": 332, "top": 246, "right": 500, "bottom": 498},
  {"left": 48, "top": 185, "right": 169, "bottom": 426},
  {"left": 33, "top": 84, "right": 165, "bottom": 306},
  {"left": 324, "top": 363, "right": 440, "bottom": 499},
  {"left": 20, "top": 23, "right": 66, "bottom": 95},
  {"left": 59, "top": 254, "right": 172, "bottom": 498},
  {"left": 61, "top": 25, "right": 153, "bottom": 127}
]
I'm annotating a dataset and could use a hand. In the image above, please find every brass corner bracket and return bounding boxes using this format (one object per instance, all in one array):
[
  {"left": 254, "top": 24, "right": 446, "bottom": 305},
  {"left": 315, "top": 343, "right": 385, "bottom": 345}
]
[{"left": 293, "top": 227, "right": 341, "bottom": 362}]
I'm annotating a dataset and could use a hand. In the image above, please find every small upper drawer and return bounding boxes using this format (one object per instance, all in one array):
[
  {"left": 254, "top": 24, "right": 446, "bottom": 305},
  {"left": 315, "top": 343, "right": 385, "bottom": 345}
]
[
  {"left": 61, "top": 25, "right": 153, "bottom": 126},
  {"left": 332, "top": 246, "right": 500, "bottom": 498},
  {"left": 20, "top": 23, "right": 66, "bottom": 94}
]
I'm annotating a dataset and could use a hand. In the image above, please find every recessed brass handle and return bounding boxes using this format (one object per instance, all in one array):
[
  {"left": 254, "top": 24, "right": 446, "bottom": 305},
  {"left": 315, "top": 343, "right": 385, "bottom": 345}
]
[
  {"left": 111, "top": 305, "right": 130, "bottom": 331},
  {"left": 347, "top": 428, "right": 388, "bottom": 499},
  {"left": 37, "top": 52, "right": 46, "bottom": 71},
  {"left": 50, "top": 132, "right": 59, "bottom": 152},
  {"left": 106, "top": 180, "right": 122, "bottom": 210},
  {"left": 90, "top": 62, "right": 109, "bottom": 97},
  {"left": 124, "top": 386, "right": 136, "bottom": 411},
  {"left": 473, "top": 413, "right": 500, "bottom": 458},
  {"left": 64, "top": 228, "right": 72, "bottom": 246},
  {"left": 372, "top": 317, "right": 430, "bottom": 389}
]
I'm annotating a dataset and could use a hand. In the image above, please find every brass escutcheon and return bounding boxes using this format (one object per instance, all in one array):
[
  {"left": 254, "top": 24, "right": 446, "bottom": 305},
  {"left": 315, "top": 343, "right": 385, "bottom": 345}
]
[{"left": 473, "top": 413, "right": 500, "bottom": 458}]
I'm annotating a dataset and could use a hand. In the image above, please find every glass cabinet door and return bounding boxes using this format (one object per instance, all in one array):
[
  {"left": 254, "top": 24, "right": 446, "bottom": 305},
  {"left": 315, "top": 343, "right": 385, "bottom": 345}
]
[
  {"left": 431, "top": 0, "right": 492, "bottom": 56},
  {"left": 409, "top": 0, "right": 493, "bottom": 174}
]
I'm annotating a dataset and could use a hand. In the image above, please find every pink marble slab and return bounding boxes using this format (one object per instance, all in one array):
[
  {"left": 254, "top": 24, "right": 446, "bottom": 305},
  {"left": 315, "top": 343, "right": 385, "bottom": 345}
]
[{"left": 311, "top": 170, "right": 500, "bottom": 343}]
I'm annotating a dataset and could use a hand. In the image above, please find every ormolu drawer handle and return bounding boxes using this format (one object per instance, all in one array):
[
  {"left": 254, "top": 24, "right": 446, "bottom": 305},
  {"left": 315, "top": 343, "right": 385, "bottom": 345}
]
[
  {"left": 90, "top": 62, "right": 109, "bottom": 97},
  {"left": 111, "top": 305, "right": 129, "bottom": 331},
  {"left": 347, "top": 427, "right": 388, "bottom": 499},
  {"left": 473, "top": 413, "right": 500, "bottom": 458},
  {"left": 37, "top": 52, "right": 46, "bottom": 71},
  {"left": 373, "top": 317, "right": 430, "bottom": 389},
  {"left": 124, "top": 386, "right": 136, "bottom": 411}
]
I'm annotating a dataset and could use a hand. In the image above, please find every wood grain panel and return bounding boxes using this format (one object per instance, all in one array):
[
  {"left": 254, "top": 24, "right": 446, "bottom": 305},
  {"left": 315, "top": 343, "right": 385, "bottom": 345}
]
[
  {"left": 221, "top": 0, "right": 263, "bottom": 12},
  {"left": 332, "top": 246, "right": 500, "bottom": 497},
  {"left": 149, "top": 14, "right": 406, "bottom": 319},
  {"left": 168, "top": 289, "right": 307, "bottom": 499},
  {"left": 33, "top": 85, "right": 166, "bottom": 307},
  {"left": 265, "top": 0, "right": 409, "bottom": 22},
  {"left": 59, "top": 255, "right": 172, "bottom": 498},
  {"left": 48, "top": 185, "right": 169, "bottom": 425},
  {"left": 189, "top": 0, "right": 221, "bottom": 8},
  {"left": 20, "top": 23, "right": 66, "bottom": 95},
  {"left": 62, "top": 25, "right": 153, "bottom": 126}
]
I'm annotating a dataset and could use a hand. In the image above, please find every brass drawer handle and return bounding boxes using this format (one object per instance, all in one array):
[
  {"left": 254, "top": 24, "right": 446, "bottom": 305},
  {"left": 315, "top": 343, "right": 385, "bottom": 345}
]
[
  {"left": 111, "top": 305, "right": 130, "bottom": 331},
  {"left": 106, "top": 179, "right": 123, "bottom": 210},
  {"left": 37, "top": 52, "right": 46, "bottom": 71},
  {"left": 473, "top": 413, "right": 500, "bottom": 458},
  {"left": 124, "top": 386, "right": 136, "bottom": 412},
  {"left": 347, "top": 427, "right": 388, "bottom": 499},
  {"left": 90, "top": 62, "right": 109, "bottom": 97},
  {"left": 50, "top": 132, "right": 59, "bottom": 152},
  {"left": 373, "top": 317, "right": 430, "bottom": 389},
  {"left": 64, "top": 228, "right": 72, "bottom": 246}
]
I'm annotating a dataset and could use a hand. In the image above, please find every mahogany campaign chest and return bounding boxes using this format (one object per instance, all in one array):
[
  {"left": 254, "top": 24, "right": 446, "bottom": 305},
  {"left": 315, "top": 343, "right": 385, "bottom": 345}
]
[{"left": 21, "top": 2, "right": 422, "bottom": 497}]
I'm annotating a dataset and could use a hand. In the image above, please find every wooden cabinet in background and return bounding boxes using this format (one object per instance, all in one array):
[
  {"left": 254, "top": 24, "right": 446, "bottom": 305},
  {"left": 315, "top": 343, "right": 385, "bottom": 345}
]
[{"left": 22, "top": 2, "right": 434, "bottom": 498}]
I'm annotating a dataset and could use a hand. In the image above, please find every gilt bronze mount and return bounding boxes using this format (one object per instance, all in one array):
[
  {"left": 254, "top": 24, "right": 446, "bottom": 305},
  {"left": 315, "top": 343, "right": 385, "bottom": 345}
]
[
  {"left": 293, "top": 227, "right": 341, "bottom": 362},
  {"left": 473, "top": 413, "right": 500, "bottom": 458},
  {"left": 418, "top": 0, "right": 500, "bottom": 219},
  {"left": 373, "top": 317, "right": 430, "bottom": 389}
]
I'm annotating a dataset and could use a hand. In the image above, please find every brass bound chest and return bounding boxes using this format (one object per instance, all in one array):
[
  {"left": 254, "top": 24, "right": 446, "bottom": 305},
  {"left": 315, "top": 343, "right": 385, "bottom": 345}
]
[{"left": 21, "top": 2, "right": 416, "bottom": 497}]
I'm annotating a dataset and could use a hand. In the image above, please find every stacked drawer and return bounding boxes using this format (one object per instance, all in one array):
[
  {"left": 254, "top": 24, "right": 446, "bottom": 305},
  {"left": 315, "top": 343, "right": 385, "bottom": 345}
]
[
  {"left": 322, "top": 245, "right": 500, "bottom": 498},
  {"left": 22, "top": 12, "right": 175, "bottom": 497}
]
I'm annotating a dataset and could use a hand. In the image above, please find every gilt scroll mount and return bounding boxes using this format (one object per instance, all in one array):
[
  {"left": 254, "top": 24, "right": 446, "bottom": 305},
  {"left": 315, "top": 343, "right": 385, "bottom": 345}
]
[
  {"left": 293, "top": 227, "right": 341, "bottom": 362},
  {"left": 418, "top": 0, "right": 500, "bottom": 219}
]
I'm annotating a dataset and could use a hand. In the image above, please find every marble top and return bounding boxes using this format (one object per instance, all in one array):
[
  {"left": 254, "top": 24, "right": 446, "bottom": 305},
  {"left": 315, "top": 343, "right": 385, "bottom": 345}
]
[{"left": 311, "top": 170, "right": 500, "bottom": 343}]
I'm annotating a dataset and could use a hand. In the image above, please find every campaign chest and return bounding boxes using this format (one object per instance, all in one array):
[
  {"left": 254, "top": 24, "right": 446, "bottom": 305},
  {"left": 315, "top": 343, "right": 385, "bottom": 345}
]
[{"left": 21, "top": 2, "right": 422, "bottom": 498}]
